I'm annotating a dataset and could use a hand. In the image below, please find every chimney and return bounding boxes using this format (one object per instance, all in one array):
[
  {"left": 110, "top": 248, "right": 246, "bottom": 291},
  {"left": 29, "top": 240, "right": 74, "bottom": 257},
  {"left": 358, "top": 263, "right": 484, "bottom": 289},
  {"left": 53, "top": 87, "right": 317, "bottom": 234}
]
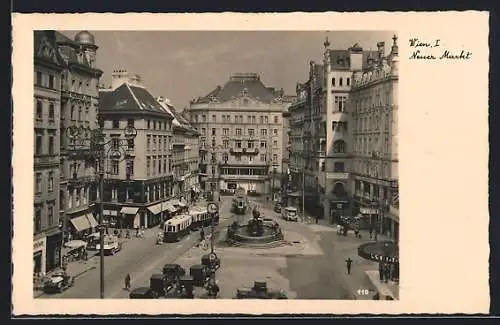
[{"left": 377, "top": 42, "right": 385, "bottom": 59}]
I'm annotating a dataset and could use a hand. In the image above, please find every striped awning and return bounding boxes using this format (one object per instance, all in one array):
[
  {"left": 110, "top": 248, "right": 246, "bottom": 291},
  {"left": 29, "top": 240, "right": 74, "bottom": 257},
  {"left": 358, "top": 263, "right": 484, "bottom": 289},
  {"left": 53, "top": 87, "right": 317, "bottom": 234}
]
[
  {"left": 165, "top": 203, "right": 177, "bottom": 213},
  {"left": 120, "top": 206, "right": 139, "bottom": 215},
  {"left": 147, "top": 203, "right": 162, "bottom": 215},
  {"left": 69, "top": 214, "right": 97, "bottom": 232},
  {"left": 177, "top": 201, "right": 187, "bottom": 207}
]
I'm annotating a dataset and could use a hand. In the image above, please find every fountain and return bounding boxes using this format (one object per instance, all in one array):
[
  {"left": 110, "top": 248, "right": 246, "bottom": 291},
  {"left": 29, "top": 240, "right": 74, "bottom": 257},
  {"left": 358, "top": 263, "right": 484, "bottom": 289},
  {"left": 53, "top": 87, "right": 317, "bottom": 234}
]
[{"left": 226, "top": 207, "right": 285, "bottom": 247}]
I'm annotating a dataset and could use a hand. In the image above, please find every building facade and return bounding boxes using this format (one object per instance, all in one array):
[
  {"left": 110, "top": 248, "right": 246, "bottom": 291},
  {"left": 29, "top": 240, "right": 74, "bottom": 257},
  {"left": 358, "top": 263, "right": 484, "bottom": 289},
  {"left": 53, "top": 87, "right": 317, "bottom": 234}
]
[
  {"left": 350, "top": 37, "right": 399, "bottom": 240},
  {"left": 286, "top": 36, "right": 399, "bottom": 234},
  {"left": 34, "top": 31, "right": 65, "bottom": 275},
  {"left": 187, "top": 73, "right": 291, "bottom": 197},
  {"left": 157, "top": 98, "right": 201, "bottom": 202},
  {"left": 57, "top": 31, "right": 103, "bottom": 242},
  {"left": 98, "top": 70, "right": 176, "bottom": 229}
]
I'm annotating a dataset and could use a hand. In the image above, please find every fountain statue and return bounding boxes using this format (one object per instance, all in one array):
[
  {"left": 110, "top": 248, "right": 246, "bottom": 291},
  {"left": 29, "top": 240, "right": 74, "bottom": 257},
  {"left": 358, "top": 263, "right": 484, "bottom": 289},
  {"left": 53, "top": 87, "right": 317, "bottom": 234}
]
[{"left": 226, "top": 206, "right": 284, "bottom": 247}]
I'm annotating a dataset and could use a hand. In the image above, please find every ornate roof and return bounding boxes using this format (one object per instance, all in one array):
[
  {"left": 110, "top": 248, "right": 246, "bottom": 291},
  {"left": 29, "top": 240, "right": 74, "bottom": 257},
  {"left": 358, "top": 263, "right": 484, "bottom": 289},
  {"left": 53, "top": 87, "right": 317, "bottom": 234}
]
[
  {"left": 193, "top": 73, "right": 283, "bottom": 104},
  {"left": 34, "top": 31, "right": 65, "bottom": 68},
  {"left": 328, "top": 49, "right": 379, "bottom": 70},
  {"left": 99, "top": 83, "right": 174, "bottom": 117},
  {"left": 74, "top": 31, "right": 95, "bottom": 46}
]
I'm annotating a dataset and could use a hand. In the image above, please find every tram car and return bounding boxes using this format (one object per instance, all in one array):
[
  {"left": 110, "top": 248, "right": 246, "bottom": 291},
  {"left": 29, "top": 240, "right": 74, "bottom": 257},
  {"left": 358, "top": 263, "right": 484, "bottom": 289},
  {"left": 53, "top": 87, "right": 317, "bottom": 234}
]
[
  {"left": 231, "top": 187, "right": 249, "bottom": 215},
  {"left": 163, "top": 214, "right": 193, "bottom": 242},
  {"left": 189, "top": 207, "right": 211, "bottom": 230}
]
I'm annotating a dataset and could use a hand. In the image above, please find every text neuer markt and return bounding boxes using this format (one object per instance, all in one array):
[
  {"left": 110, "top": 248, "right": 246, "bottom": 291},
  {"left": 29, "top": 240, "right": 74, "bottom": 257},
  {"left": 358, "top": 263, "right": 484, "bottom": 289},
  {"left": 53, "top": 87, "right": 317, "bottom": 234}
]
[{"left": 409, "top": 49, "right": 472, "bottom": 60}]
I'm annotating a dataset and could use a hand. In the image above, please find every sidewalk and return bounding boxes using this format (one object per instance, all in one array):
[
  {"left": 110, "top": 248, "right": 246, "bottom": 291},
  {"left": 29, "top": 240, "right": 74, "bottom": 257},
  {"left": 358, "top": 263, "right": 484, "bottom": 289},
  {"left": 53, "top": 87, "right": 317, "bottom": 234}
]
[{"left": 304, "top": 217, "right": 397, "bottom": 300}]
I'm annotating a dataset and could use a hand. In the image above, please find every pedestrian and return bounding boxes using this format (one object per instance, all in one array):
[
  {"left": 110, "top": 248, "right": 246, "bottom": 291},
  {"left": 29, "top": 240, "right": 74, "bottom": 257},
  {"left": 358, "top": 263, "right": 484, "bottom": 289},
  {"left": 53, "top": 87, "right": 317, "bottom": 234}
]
[
  {"left": 369, "top": 228, "right": 373, "bottom": 240},
  {"left": 379, "top": 263, "right": 384, "bottom": 281},
  {"left": 315, "top": 215, "right": 319, "bottom": 224},
  {"left": 124, "top": 273, "right": 131, "bottom": 291},
  {"left": 200, "top": 228, "right": 205, "bottom": 241},
  {"left": 345, "top": 257, "right": 353, "bottom": 275}
]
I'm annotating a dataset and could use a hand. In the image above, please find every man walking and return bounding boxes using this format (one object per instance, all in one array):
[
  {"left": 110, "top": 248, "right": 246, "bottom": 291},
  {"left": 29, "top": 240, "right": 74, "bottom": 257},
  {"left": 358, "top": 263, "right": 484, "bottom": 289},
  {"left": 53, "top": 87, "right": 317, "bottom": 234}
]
[
  {"left": 345, "top": 257, "right": 353, "bottom": 275},
  {"left": 124, "top": 273, "right": 131, "bottom": 291}
]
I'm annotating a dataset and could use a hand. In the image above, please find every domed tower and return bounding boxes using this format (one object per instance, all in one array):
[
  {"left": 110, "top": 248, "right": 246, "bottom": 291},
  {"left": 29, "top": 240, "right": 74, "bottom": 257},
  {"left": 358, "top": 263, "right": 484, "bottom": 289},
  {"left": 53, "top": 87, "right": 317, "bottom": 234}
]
[{"left": 74, "top": 30, "right": 98, "bottom": 68}]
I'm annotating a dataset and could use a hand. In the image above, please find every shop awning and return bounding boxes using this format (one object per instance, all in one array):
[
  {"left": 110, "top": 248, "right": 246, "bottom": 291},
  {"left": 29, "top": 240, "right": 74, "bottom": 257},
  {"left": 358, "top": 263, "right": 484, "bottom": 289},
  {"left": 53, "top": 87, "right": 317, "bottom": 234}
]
[
  {"left": 358, "top": 241, "right": 399, "bottom": 264},
  {"left": 165, "top": 203, "right": 177, "bottom": 213},
  {"left": 120, "top": 206, "right": 139, "bottom": 215},
  {"left": 69, "top": 215, "right": 93, "bottom": 232},
  {"left": 87, "top": 214, "right": 98, "bottom": 228},
  {"left": 177, "top": 201, "right": 187, "bottom": 207},
  {"left": 360, "top": 207, "right": 378, "bottom": 214},
  {"left": 147, "top": 203, "right": 162, "bottom": 215}
]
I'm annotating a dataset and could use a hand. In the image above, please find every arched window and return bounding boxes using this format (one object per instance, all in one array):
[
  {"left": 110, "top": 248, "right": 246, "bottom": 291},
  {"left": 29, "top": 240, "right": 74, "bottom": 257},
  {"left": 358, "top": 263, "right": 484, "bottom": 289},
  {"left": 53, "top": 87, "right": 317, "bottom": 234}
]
[
  {"left": 332, "top": 78, "right": 336, "bottom": 86},
  {"left": 333, "top": 140, "right": 346, "bottom": 153}
]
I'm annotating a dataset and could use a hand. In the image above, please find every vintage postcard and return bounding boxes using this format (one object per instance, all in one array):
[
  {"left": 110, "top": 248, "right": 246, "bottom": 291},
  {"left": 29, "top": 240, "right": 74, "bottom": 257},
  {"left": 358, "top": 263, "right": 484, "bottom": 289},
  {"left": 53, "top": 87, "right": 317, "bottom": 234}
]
[{"left": 11, "top": 12, "right": 489, "bottom": 315}]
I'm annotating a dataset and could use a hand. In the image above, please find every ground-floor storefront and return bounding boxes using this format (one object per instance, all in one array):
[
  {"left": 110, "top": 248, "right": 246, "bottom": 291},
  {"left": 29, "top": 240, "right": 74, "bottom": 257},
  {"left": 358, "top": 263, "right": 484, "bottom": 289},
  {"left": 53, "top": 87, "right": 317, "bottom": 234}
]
[
  {"left": 33, "top": 235, "right": 46, "bottom": 275},
  {"left": 219, "top": 178, "right": 268, "bottom": 195},
  {"left": 45, "top": 230, "right": 62, "bottom": 273},
  {"left": 67, "top": 210, "right": 99, "bottom": 240},
  {"left": 352, "top": 200, "right": 399, "bottom": 240}
]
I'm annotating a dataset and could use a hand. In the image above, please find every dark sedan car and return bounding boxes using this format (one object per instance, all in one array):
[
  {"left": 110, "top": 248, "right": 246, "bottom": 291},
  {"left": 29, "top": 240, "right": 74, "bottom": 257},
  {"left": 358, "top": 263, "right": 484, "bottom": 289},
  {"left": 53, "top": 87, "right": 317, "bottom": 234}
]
[
  {"left": 162, "top": 263, "right": 186, "bottom": 278},
  {"left": 129, "top": 287, "right": 159, "bottom": 299}
]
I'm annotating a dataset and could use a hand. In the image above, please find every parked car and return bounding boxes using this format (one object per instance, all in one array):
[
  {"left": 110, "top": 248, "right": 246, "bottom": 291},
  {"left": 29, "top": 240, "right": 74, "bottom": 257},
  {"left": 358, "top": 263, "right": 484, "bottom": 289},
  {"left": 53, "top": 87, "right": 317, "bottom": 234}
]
[
  {"left": 95, "top": 235, "right": 122, "bottom": 255},
  {"left": 162, "top": 263, "right": 186, "bottom": 278},
  {"left": 282, "top": 206, "right": 299, "bottom": 222},
  {"left": 189, "top": 264, "right": 211, "bottom": 286},
  {"left": 43, "top": 272, "right": 75, "bottom": 293},
  {"left": 129, "top": 286, "right": 159, "bottom": 299}
]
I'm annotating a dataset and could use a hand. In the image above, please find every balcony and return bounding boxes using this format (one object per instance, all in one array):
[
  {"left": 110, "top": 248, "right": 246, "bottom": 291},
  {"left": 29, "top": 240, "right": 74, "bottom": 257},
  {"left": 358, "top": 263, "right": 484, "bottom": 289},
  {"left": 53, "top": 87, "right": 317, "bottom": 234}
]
[
  {"left": 220, "top": 174, "right": 268, "bottom": 181},
  {"left": 243, "top": 147, "right": 259, "bottom": 155},
  {"left": 230, "top": 147, "right": 244, "bottom": 154}
]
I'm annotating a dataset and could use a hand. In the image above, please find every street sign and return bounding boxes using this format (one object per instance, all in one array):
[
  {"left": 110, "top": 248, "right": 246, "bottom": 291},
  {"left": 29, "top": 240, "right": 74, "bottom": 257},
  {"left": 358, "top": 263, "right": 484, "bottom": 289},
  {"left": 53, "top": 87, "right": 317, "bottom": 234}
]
[{"left": 207, "top": 203, "right": 218, "bottom": 214}]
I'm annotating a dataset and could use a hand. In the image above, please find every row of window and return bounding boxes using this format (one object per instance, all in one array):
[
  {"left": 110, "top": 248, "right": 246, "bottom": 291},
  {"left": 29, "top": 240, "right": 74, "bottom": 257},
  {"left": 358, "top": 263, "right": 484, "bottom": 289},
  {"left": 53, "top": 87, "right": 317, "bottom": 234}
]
[
  {"left": 35, "top": 171, "right": 55, "bottom": 194},
  {"left": 193, "top": 114, "right": 280, "bottom": 125},
  {"left": 34, "top": 201, "right": 57, "bottom": 234},
  {"left": 289, "top": 139, "right": 346, "bottom": 154},
  {"left": 65, "top": 186, "right": 91, "bottom": 210},
  {"left": 353, "top": 90, "right": 392, "bottom": 112},
  {"left": 146, "top": 156, "right": 171, "bottom": 177},
  {"left": 108, "top": 159, "right": 135, "bottom": 176},
  {"left": 331, "top": 77, "right": 351, "bottom": 87},
  {"left": 146, "top": 135, "right": 171, "bottom": 152},
  {"left": 61, "top": 71, "right": 98, "bottom": 93},
  {"left": 220, "top": 168, "right": 269, "bottom": 176},
  {"left": 201, "top": 127, "right": 279, "bottom": 137},
  {"left": 35, "top": 71, "right": 56, "bottom": 90},
  {"left": 354, "top": 136, "right": 390, "bottom": 156},
  {"left": 209, "top": 153, "right": 278, "bottom": 166},
  {"left": 289, "top": 157, "right": 345, "bottom": 173},
  {"left": 68, "top": 105, "right": 91, "bottom": 122},
  {"left": 35, "top": 100, "right": 56, "bottom": 121},
  {"left": 354, "top": 180, "right": 389, "bottom": 200},
  {"left": 35, "top": 131, "right": 57, "bottom": 156},
  {"left": 355, "top": 114, "right": 390, "bottom": 132}
]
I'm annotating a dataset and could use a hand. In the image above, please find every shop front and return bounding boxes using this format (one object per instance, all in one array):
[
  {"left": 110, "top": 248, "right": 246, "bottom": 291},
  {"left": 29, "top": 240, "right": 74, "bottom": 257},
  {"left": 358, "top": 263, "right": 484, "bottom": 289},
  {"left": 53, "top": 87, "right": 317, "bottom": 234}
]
[
  {"left": 45, "top": 229, "right": 63, "bottom": 273},
  {"left": 68, "top": 213, "right": 99, "bottom": 239},
  {"left": 33, "top": 235, "right": 46, "bottom": 275},
  {"left": 328, "top": 199, "right": 350, "bottom": 224},
  {"left": 146, "top": 201, "right": 172, "bottom": 227},
  {"left": 120, "top": 206, "right": 141, "bottom": 229}
]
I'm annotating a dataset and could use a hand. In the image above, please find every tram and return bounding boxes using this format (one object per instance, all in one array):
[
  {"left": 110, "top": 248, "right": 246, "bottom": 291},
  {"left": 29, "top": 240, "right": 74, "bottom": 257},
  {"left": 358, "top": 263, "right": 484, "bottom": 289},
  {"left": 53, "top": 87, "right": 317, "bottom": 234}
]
[
  {"left": 231, "top": 187, "right": 249, "bottom": 215},
  {"left": 189, "top": 207, "right": 212, "bottom": 230},
  {"left": 163, "top": 214, "right": 193, "bottom": 242}
]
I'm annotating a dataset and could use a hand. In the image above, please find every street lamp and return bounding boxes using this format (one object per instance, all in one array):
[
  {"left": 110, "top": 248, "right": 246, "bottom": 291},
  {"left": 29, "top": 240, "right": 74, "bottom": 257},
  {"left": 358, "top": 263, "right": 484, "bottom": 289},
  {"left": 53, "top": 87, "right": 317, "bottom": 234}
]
[{"left": 66, "top": 119, "right": 137, "bottom": 299}]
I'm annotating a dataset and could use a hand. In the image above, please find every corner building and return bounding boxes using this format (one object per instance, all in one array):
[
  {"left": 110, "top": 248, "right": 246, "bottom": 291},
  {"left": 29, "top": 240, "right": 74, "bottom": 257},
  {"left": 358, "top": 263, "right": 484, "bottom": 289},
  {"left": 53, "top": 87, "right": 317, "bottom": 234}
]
[
  {"left": 98, "top": 70, "right": 175, "bottom": 229},
  {"left": 350, "top": 37, "right": 399, "bottom": 240},
  {"left": 187, "top": 73, "right": 292, "bottom": 196}
]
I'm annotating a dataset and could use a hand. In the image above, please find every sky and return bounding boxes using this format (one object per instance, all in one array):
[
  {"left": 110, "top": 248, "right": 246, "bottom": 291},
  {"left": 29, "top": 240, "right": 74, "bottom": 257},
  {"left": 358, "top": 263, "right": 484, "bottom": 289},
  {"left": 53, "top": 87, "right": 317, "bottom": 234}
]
[{"left": 62, "top": 31, "right": 395, "bottom": 109}]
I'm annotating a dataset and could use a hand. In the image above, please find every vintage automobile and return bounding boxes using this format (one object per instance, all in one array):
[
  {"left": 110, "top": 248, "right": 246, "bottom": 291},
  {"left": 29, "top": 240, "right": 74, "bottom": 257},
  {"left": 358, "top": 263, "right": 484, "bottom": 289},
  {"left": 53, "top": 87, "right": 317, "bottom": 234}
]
[
  {"left": 129, "top": 286, "right": 159, "bottom": 299},
  {"left": 95, "top": 235, "right": 122, "bottom": 255},
  {"left": 235, "top": 281, "right": 288, "bottom": 299},
  {"left": 274, "top": 202, "right": 282, "bottom": 213},
  {"left": 149, "top": 273, "right": 169, "bottom": 296},
  {"left": 201, "top": 253, "right": 220, "bottom": 271},
  {"left": 282, "top": 206, "right": 299, "bottom": 222},
  {"left": 43, "top": 272, "right": 75, "bottom": 293},
  {"left": 177, "top": 276, "right": 196, "bottom": 299},
  {"left": 162, "top": 263, "right": 186, "bottom": 278},
  {"left": 189, "top": 264, "right": 211, "bottom": 286}
]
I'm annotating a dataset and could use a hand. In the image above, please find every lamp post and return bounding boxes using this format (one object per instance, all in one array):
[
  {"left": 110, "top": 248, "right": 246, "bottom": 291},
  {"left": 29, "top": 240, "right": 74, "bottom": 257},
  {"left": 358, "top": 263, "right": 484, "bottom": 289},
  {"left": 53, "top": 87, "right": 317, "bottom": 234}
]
[{"left": 66, "top": 119, "right": 137, "bottom": 299}]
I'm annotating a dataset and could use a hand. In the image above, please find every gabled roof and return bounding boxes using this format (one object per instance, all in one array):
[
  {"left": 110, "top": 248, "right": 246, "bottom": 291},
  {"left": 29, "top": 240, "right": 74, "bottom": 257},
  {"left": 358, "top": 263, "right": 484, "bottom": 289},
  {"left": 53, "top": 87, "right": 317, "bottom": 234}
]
[
  {"left": 193, "top": 73, "right": 282, "bottom": 104},
  {"left": 99, "top": 83, "right": 174, "bottom": 118},
  {"left": 34, "top": 31, "right": 65, "bottom": 68}
]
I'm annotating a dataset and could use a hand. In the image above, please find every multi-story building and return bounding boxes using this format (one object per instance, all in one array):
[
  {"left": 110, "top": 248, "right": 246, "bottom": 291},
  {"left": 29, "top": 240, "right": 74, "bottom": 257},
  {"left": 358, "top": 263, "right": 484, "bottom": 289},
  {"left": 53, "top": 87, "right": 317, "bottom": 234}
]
[
  {"left": 34, "top": 30, "right": 65, "bottom": 275},
  {"left": 350, "top": 36, "right": 399, "bottom": 240},
  {"left": 187, "top": 73, "right": 291, "bottom": 197},
  {"left": 57, "top": 31, "right": 103, "bottom": 241},
  {"left": 157, "top": 97, "right": 201, "bottom": 202},
  {"left": 98, "top": 70, "right": 176, "bottom": 229},
  {"left": 287, "top": 36, "right": 398, "bottom": 229}
]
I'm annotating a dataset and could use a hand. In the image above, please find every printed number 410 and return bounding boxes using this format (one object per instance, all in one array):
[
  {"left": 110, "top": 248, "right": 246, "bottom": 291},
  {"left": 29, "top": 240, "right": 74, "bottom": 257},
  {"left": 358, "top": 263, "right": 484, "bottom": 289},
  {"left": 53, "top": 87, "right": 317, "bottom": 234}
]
[{"left": 357, "top": 289, "right": 370, "bottom": 295}]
